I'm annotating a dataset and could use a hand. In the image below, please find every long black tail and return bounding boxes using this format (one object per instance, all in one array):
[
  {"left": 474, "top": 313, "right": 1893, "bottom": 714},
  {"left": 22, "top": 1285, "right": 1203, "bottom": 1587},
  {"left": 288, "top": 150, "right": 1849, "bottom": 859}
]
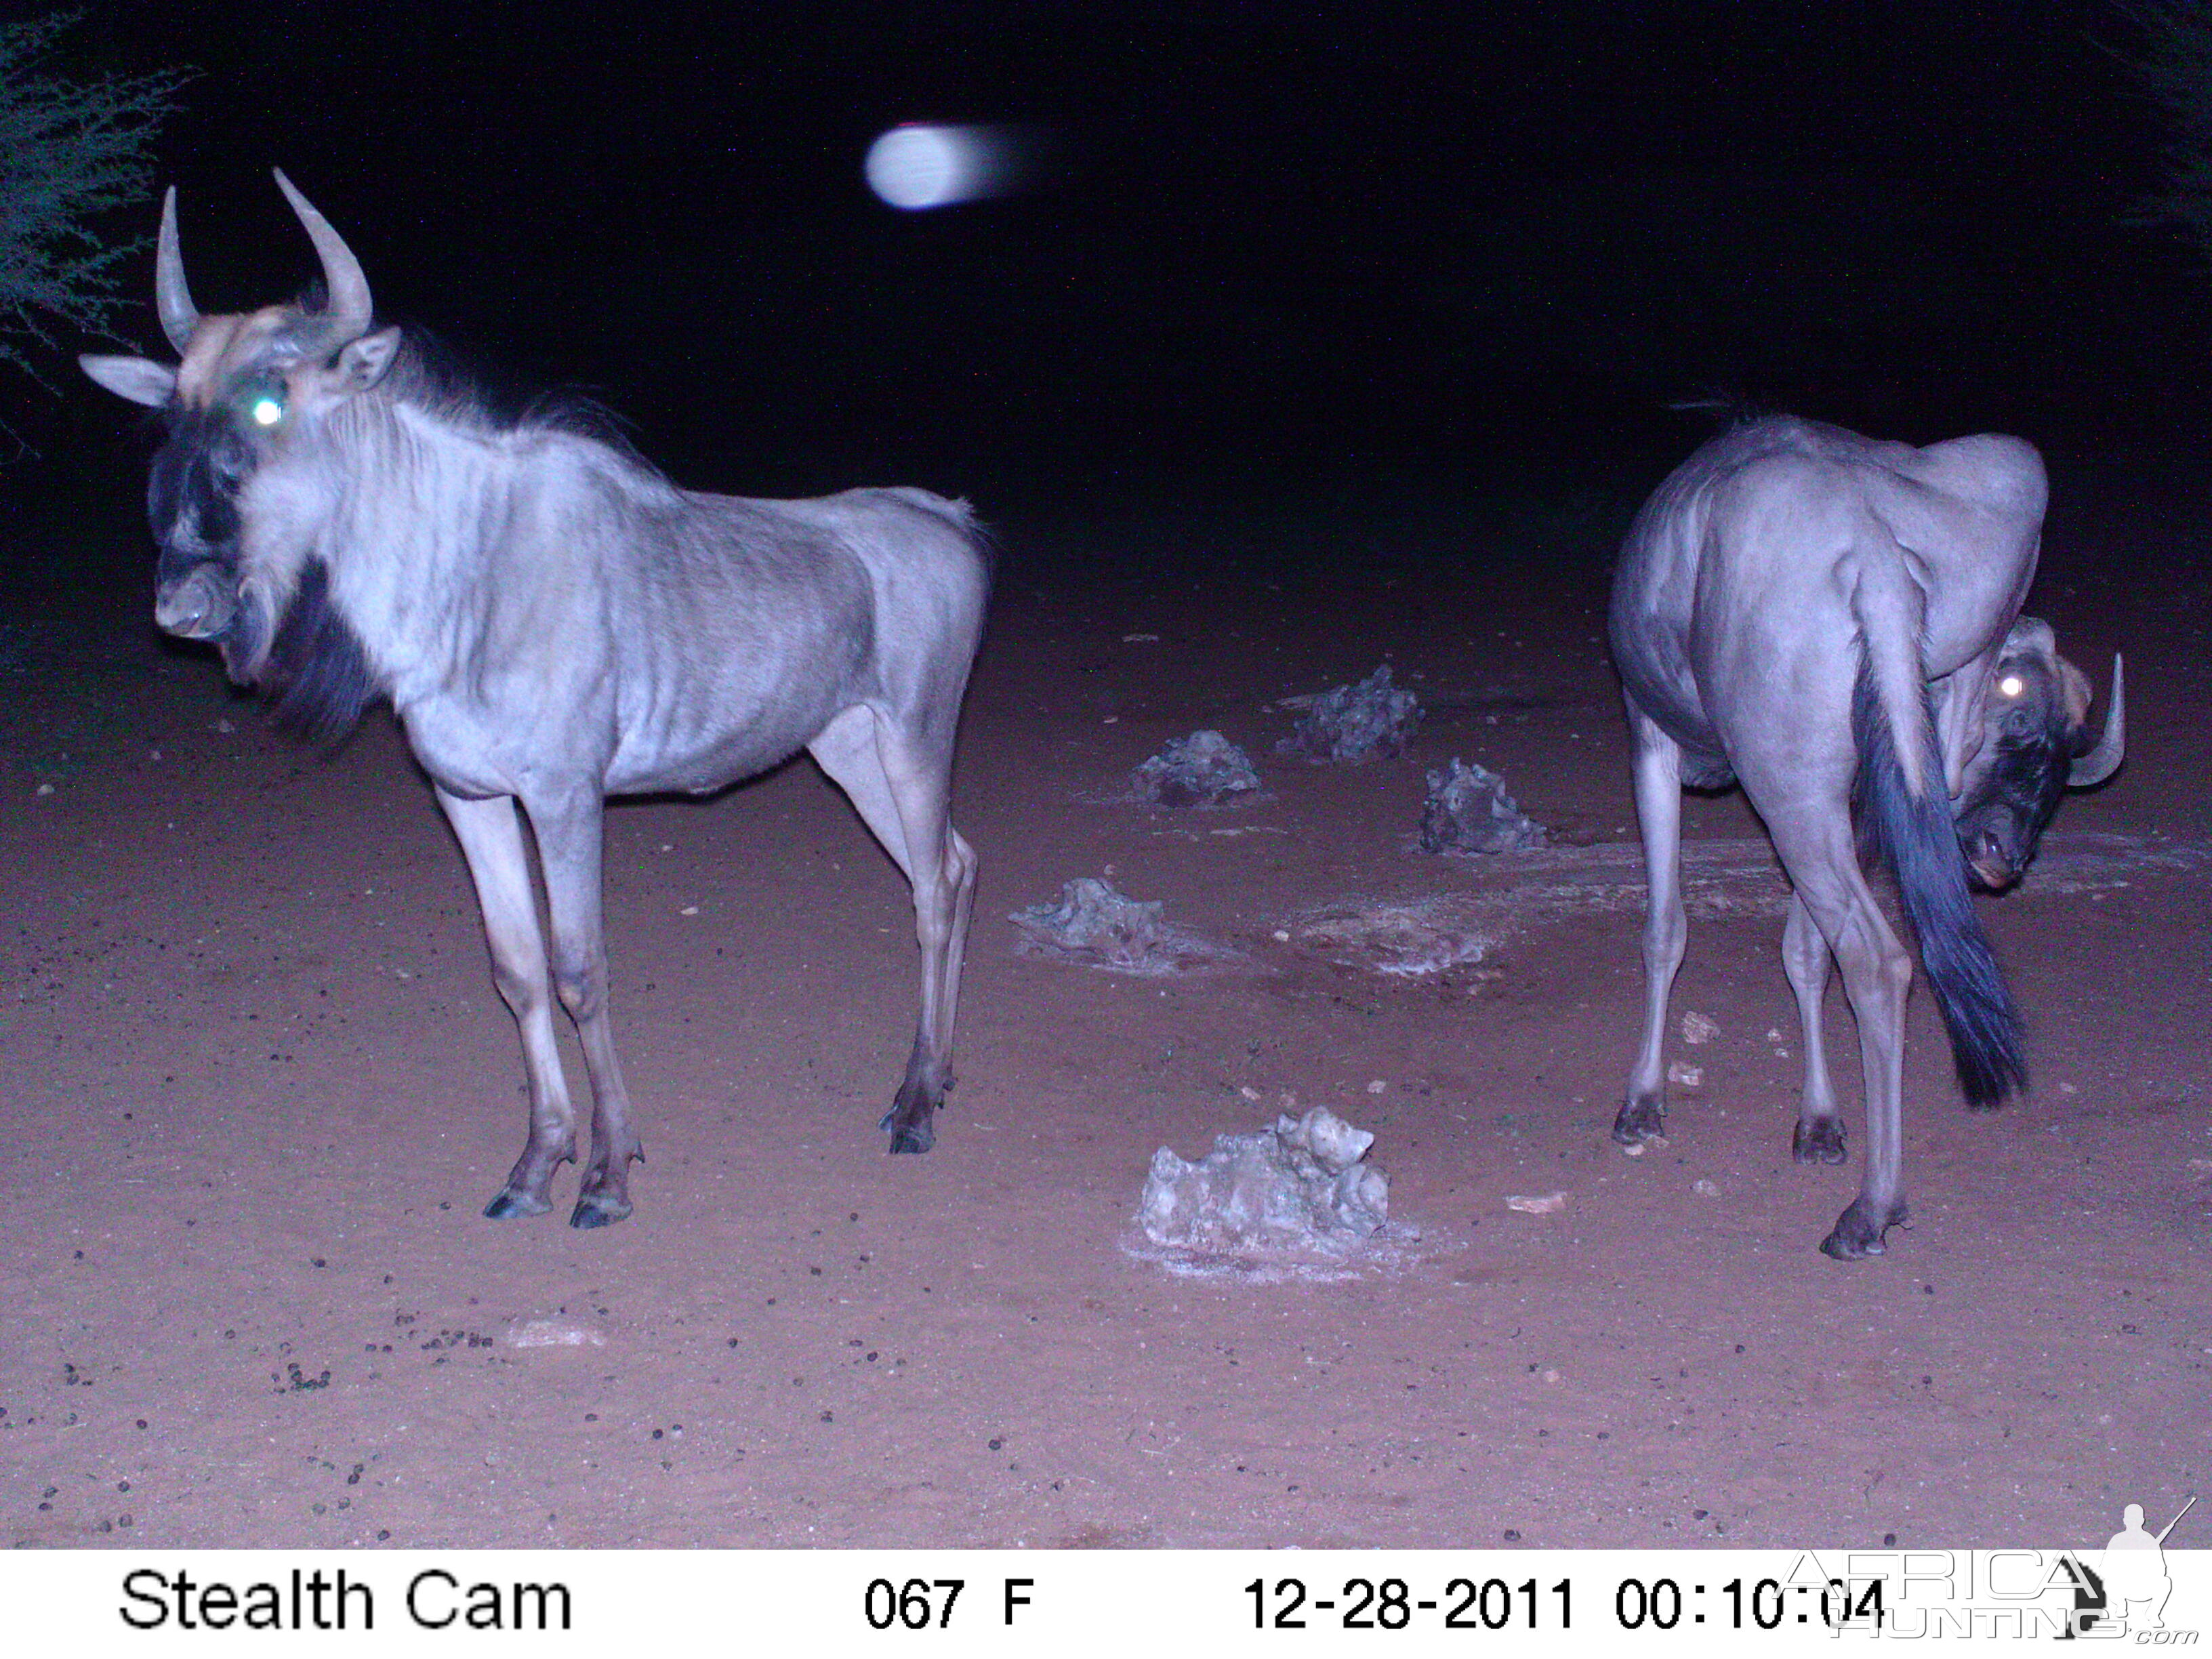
[{"left": 1851, "top": 661, "right": 2028, "bottom": 1105}]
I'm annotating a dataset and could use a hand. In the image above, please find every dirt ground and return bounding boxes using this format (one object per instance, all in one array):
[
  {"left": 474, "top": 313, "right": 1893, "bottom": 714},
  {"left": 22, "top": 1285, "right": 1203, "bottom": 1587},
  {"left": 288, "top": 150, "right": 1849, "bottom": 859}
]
[{"left": 3, "top": 469, "right": 2206, "bottom": 1551}]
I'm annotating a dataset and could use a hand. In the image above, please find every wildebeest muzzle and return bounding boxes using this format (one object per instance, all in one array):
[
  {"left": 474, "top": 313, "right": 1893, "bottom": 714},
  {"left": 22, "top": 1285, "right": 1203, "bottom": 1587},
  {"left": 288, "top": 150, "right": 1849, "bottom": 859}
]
[
  {"left": 1953, "top": 628, "right": 2125, "bottom": 893},
  {"left": 154, "top": 564, "right": 237, "bottom": 640},
  {"left": 146, "top": 409, "right": 270, "bottom": 679}
]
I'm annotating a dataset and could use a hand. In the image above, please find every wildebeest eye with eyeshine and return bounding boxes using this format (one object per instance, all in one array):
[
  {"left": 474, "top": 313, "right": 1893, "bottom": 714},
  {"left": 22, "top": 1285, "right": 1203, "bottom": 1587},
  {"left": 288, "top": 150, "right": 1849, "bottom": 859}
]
[{"left": 233, "top": 375, "right": 286, "bottom": 430}]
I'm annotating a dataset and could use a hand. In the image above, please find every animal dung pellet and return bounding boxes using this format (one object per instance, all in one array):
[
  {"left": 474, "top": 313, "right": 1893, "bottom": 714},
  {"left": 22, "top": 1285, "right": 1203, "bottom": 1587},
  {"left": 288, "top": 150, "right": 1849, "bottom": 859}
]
[
  {"left": 1504, "top": 1191, "right": 1567, "bottom": 1214},
  {"left": 1277, "top": 665, "right": 1422, "bottom": 760},
  {"left": 1139, "top": 1106, "right": 1404, "bottom": 1264},
  {"left": 1418, "top": 757, "right": 1547, "bottom": 853},
  {"left": 1681, "top": 1011, "right": 1721, "bottom": 1044},
  {"left": 1131, "top": 729, "right": 1261, "bottom": 806}
]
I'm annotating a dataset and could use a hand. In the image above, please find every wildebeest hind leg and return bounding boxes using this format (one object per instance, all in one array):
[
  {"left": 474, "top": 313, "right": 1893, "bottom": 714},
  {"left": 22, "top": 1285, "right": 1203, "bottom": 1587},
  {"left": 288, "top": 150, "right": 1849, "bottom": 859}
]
[
  {"left": 435, "top": 787, "right": 577, "bottom": 1220},
  {"left": 808, "top": 707, "right": 978, "bottom": 1154},
  {"left": 1613, "top": 711, "right": 1685, "bottom": 1145},
  {"left": 1781, "top": 893, "right": 1847, "bottom": 1165},
  {"left": 526, "top": 788, "right": 642, "bottom": 1229},
  {"left": 1769, "top": 817, "right": 1912, "bottom": 1259}
]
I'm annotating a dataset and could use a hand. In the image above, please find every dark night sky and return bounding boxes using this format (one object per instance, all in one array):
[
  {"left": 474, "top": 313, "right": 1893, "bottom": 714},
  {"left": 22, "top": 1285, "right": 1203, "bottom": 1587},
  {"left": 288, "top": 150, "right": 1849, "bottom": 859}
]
[{"left": 39, "top": 0, "right": 2212, "bottom": 508}]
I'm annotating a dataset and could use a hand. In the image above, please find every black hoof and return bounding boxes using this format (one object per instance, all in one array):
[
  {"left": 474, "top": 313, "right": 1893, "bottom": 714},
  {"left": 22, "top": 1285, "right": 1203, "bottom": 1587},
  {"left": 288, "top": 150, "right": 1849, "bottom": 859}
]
[
  {"left": 1819, "top": 1196, "right": 1908, "bottom": 1261},
  {"left": 569, "top": 1193, "right": 632, "bottom": 1229},
  {"left": 880, "top": 1109, "right": 936, "bottom": 1155},
  {"left": 484, "top": 1188, "right": 552, "bottom": 1221},
  {"left": 1612, "top": 1094, "right": 1666, "bottom": 1145},
  {"left": 1792, "top": 1117, "right": 1848, "bottom": 1166}
]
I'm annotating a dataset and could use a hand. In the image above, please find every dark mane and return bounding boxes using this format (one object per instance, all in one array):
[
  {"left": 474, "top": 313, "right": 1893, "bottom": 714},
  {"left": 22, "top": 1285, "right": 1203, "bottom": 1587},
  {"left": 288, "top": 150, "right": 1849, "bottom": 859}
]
[
  {"left": 358, "top": 315, "right": 668, "bottom": 478},
  {"left": 258, "top": 560, "right": 378, "bottom": 746}
]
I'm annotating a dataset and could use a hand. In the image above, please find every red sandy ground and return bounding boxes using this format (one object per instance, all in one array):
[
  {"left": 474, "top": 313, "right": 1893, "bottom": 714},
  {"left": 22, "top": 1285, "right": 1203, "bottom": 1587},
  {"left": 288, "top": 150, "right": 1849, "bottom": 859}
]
[{"left": 2, "top": 479, "right": 2205, "bottom": 1550}]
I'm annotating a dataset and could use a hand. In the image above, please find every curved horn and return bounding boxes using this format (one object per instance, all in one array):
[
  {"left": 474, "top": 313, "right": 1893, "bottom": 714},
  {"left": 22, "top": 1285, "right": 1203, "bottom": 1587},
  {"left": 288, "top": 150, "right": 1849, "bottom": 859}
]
[
  {"left": 2070, "top": 653, "right": 2125, "bottom": 787},
  {"left": 272, "top": 169, "right": 373, "bottom": 339},
  {"left": 155, "top": 187, "right": 199, "bottom": 355}
]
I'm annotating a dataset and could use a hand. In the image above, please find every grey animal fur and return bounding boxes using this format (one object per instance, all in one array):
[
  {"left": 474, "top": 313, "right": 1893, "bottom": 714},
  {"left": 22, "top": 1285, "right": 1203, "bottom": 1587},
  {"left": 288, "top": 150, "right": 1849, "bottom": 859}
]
[
  {"left": 1608, "top": 415, "right": 2121, "bottom": 1261},
  {"left": 82, "top": 172, "right": 990, "bottom": 1227}
]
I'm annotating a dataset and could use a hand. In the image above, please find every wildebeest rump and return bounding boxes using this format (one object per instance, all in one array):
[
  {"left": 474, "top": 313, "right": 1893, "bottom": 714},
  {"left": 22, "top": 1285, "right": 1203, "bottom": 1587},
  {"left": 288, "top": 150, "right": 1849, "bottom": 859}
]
[
  {"left": 1607, "top": 416, "right": 2122, "bottom": 1259},
  {"left": 81, "top": 173, "right": 991, "bottom": 1227}
]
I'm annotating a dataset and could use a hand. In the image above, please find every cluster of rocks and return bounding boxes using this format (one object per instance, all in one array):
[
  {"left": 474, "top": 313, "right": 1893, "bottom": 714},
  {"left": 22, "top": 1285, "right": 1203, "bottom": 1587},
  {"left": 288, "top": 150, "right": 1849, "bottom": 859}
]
[
  {"left": 1130, "top": 729, "right": 1261, "bottom": 806},
  {"left": 1032, "top": 667, "right": 1553, "bottom": 1275},
  {"left": 1008, "top": 876, "right": 1244, "bottom": 975},
  {"left": 1138, "top": 1105, "right": 1400, "bottom": 1264},
  {"left": 1418, "top": 757, "right": 1547, "bottom": 854},
  {"left": 1277, "top": 664, "right": 1422, "bottom": 761}
]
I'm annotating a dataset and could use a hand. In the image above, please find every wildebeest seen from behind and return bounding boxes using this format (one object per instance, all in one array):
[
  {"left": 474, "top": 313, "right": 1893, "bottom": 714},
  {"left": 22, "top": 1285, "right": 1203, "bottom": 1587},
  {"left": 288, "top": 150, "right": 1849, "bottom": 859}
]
[
  {"left": 81, "top": 172, "right": 990, "bottom": 1228},
  {"left": 1608, "top": 417, "right": 2122, "bottom": 1260}
]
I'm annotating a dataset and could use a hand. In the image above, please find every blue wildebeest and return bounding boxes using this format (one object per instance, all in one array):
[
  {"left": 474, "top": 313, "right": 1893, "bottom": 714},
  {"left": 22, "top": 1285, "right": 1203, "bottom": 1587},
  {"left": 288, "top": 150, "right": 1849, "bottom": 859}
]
[
  {"left": 81, "top": 173, "right": 990, "bottom": 1227},
  {"left": 1608, "top": 417, "right": 2123, "bottom": 1259}
]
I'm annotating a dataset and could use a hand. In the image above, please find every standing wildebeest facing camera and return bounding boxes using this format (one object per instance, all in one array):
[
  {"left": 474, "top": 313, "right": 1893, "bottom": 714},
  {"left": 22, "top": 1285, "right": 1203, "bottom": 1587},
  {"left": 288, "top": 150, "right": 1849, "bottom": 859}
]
[
  {"left": 81, "top": 172, "right": 991, "bottom": 1228},
  {"left": 1607, "top": 417, "right": 2123, "bottom": 1260}
]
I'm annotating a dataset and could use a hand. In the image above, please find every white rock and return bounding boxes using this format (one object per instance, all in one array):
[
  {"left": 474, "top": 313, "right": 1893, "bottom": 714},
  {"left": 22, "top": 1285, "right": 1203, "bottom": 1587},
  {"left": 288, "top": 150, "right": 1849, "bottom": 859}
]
[
  {"left": 1140, "top": 1105, "right": 1393, "bottom": 1256},
  {"left": 508, "top": 1317, "right": 607, "bottom": 1348},
  {"left": 1504, "top": 1191, "right": 1567, "bottom": 1214}
]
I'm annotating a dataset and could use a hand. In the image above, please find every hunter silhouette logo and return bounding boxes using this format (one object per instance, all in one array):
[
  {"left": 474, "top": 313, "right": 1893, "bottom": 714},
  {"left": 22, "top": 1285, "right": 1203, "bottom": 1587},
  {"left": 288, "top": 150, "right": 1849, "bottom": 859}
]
[
  {"left": 2057, "top": 1495, "right": 2198, "bottom": 1639},
  {"left": 2091, "top": 1496, "right": 2196, "bottom": 1636}
]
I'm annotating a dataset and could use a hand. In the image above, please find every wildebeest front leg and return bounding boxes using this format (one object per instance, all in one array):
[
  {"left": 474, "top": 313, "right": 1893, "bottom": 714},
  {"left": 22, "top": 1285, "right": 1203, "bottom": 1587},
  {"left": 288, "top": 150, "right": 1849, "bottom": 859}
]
[
  {"left": 525, "top": 788, "right": 642, "bottom": 1229},
  {"left": 1782, "top": 893, "right": 1847, "bottom": 1165},
  {"left": 807, "top": 706, "right": 979, "bottom": 1154},
  {"left": 434, "top": 787, "right": 577, "bottom": 1219},
  {"left": 1613, "top": 712, "right": 1685, "bottom": 1145}
]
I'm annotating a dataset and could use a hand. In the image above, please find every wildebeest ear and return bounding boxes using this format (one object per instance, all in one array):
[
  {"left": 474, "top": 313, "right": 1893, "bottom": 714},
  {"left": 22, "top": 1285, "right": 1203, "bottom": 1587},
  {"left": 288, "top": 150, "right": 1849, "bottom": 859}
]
[
  {"left": 79, "top": 353, "right": 177, "bottom": 407},
  {"left": 2003, "top": 615, "right": 2056, "bottom": 657},
  {"left": 333, "top": 327, "right": 401, "bottom": 392},
  {"left": 2057, "top": 657, "right": 2093, "bottom": 728}
]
